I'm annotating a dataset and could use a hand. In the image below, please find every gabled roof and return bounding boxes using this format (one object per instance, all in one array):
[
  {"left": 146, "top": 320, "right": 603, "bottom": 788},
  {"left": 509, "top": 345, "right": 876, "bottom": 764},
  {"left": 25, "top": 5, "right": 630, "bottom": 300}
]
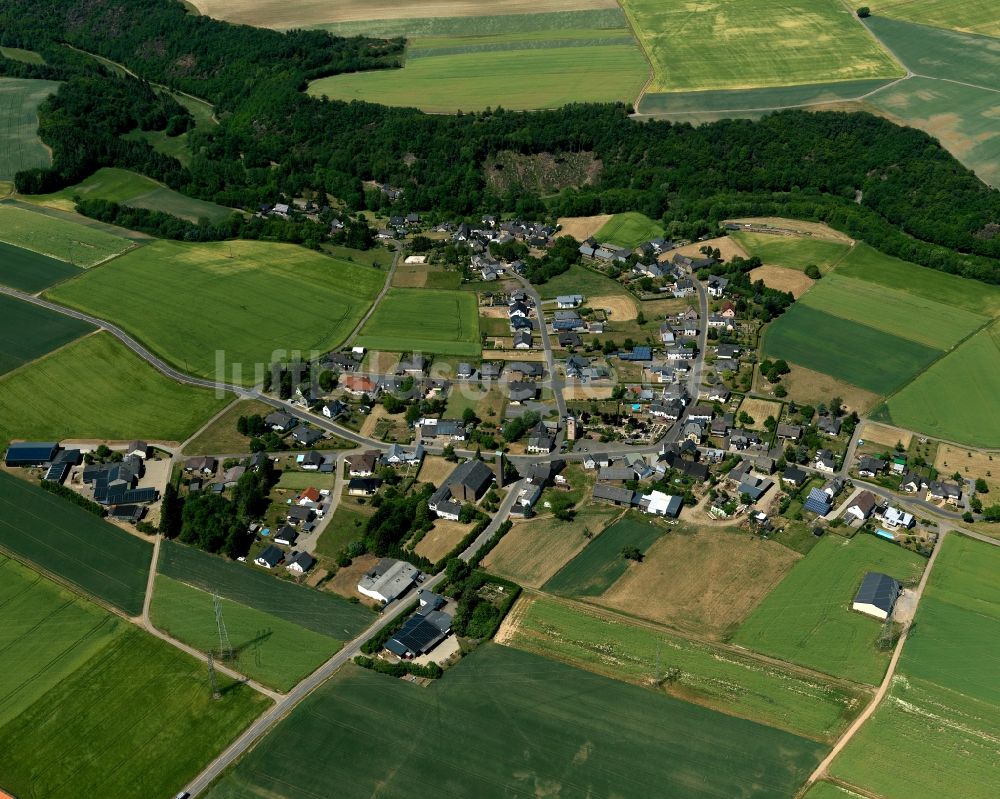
[{"left": 854, "top": 572, "right": 901, "bottom": 613}]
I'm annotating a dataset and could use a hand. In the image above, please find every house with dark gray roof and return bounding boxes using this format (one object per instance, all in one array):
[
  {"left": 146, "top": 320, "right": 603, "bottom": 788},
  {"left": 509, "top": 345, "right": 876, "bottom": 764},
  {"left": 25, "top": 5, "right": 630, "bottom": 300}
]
[{"left": 428, "top": 459, "right": 495, "bottom": 519}]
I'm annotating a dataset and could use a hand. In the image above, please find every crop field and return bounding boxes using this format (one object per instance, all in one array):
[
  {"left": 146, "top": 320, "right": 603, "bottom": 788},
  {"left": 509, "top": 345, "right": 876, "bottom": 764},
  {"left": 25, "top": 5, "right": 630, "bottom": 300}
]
[
  {"left": 803, "top": 784, "right": 858, "bottom": 799},
  {"left": 538, "top": 263, "right": 631, "bottom": 301},
  {"left": 0, "top": 294, "right": 93, "bottom": 376},
  {"left": 594, "top": 212, "right": 664, "bottom": 248},
  {"left": 0, "top": 332, "right": 229, "bottom": 448},
  {"left": 882, "top": 322, "right": 1000, "bottom": 447},
  {"left": 730, "top": 232, "right": 851, "bottom": 273},
  {"left": 797, "top": 273, "right": 987, "bottom": 348},
  {"left": 502, "top": 596, "right": 867, "bottom": 742},
  {"left": 0, "top": 471, "right": 151, "bottom": 614},
  {"left": 873, "top": 0, "right": 1000, "bottom": 39},
  {"left": 30, "top": 167, "right": 234, "bottom": 224},
  {"left": 159, "top": 539, "right": 374, "bottom": 639},
  {"left": 47, "top": 239, "right": 384, "bottom": 381},
  {"left": 356, "top": 288, "right": 480, "bottom": 357},
  {"left": 0, "top": 203, "right": 135, "bottom": 266},
  {"left": 829, "top": 535, "right": 1000, "bottom": 799},
  {"left": 620, "top": 0, "right": 901, "bottom": 93},
  {"left": 0, "top": 611, "right": 267, "bottom": 799},
  {"left": 734, "top": 534, "right": 925, "bottom": 685},
  {"left": 0, "top": 78, "right": 59, "bottom": 180},
  {"left": 763, "top": 304, "right": 941, "bottom": 395},
  {"left": 543, "top": 513, "right": 665, "bottom": 596},
  {"left": 151, "top": 576, "right": 340, "bottom": 691},
  {"left": 0, "top": 240, "right": 81, "bottom": 291},
  {"left": 205, "top": 643, "right": 825, "bottom": 799}
]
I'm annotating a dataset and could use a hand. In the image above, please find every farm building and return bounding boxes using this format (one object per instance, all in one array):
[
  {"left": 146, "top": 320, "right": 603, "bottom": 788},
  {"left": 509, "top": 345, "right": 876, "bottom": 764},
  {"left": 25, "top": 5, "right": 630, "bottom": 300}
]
[
  {"left": 639, "top": 490, "right": 681, "bottom": 517},
  {"left": 852, "top": 572, "right": 902, "bottom": 620},
  {"left": 4, "top": 441, "right": 58, "bottom": 467},
  {"left": 428, "top": 459, "right": 495, "bottom": 519},
  {"left": 385, "top": 609, "right": 452, "bottom": 659},
  {"left": 358, "top": 558, "right": 419, "bottom": 604}
]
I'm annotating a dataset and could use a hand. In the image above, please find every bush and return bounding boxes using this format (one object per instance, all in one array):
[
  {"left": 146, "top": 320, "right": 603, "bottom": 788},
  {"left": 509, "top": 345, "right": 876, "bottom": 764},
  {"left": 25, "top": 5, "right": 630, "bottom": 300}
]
[
  {"left": 353, "top": 655, "right": 443, "bottom": 679},
  {"left": 39, "top": 480, "right": 106, "bottom": 517}
]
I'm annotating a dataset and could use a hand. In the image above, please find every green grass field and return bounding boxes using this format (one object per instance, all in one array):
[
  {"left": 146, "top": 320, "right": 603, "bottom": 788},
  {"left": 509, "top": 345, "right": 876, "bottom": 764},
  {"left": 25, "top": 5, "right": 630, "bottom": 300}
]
[
  {"left": 797, "top": 273, "right": 987, "bottom": 348},
  {"left": 0, "top": 332, "right": 229, "bottom": 448},
  {"left": 30, "top": 167, "right": 234, "bottom": 223},
  {"left": 0, "top": 78, "right": 59, "bottom": 180},
  {"left": 205, "top": 643, "right": 825, "bottom": 799},
  {"left": 763, "top": 304, "right": 942, "bottom": 395},
  {"left": 356, "top": 287, "right": 480, "bottom": 356},
  {"left": 874, "top": 0, "right": 1000, "bottom": 38},
  {"left": 507, "top": 597, "right": 866, "bottom": 742},
  {"left": 803, "top": 783, "right": 858, "bottom": 799},
  {"left": 0, "top": 47, "right": 45, "bottom": 64},
  {"left": 0, "top": 203, "right": 134, "bottom": 266},
  {"left": 0, "top": 471, "right": 152, "bottom": 614},
  {"left": 181, "top": 398, "right": 273, "bottom": 455},
  {"left": 731, "top": 232, "right": 850, "bottom": 273},
  {"left": 829, "top": 535, "right": 1000, "bottom": 799},
  {"left": 0, "top": 294, "right": 93, "bottom": 375},
  {"left": 595, "top": 212, "right": 663, "bottom": 248},
  {"left": 543, "top": 513, "right": 665, "bottom": 596},
  {"left": 621, "top": 0, "right": 901, "bottom": 93},
  {"left": 47, "top": 239, "right": 385, "bottom": 381},
  {"left": 151, "top": 575, "right": 341, "bottom": 691},
  {"left": 882, "top": 322, "right": 1000, "bottom": 447},
  {"left": 313, "top": 9, "right": 630, "bottom": 38},
  {"left": 0, "top": 240, "right": 82, "bottom": 291},
  {"left": 734, "top": 534, "right": 925, "bottom": 685},
  {"left": 0, "top": 564, "right": 268, "bottom": 799},
  {"left": 538, "top": 263, "right": 632, "bottom": 301},
  {"left": 159, "top": 539, "right": 374, "bottom": 639}
]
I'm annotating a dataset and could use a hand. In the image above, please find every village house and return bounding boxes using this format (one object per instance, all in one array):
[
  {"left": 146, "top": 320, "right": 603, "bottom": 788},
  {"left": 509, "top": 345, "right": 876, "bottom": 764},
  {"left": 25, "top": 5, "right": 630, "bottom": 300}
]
[
  {"left": 264, "top": 411, "right": 297, "bottom": 432},
  {"left": 347, "top": 450, "right": 380, "bottom": 477},
  {"left": 513, "top": 330, "right": 533, "bottom": 349},
  {"left": 845, "top": 490, "right": 879, "bottom": 522},
  {"left": 348, "top": 477, "right": 382, "bottom": 497},
  {"left": 926, "top": 480, "right": 962, "bottom": 505},
  {"left": 286, "top": 551, "right": 315, "bottom": 575},
  {"left": 857, "top": 456, "right": 886, "bottom": 477},
  {"left": 341, "top": 375, "right": 380, "bottom": 397}
]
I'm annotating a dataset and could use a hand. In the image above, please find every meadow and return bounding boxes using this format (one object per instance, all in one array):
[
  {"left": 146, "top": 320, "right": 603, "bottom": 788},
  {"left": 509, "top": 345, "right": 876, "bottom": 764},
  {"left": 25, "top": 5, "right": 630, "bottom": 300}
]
[
  {"left": 0, "top": 78, "right": 59, "bottom": 179},
  {"left": 151, "top": 575, "right": 341, "bottom": 691},
  {"left": 158, "top": 539, "right": 375, "bottom": 639},
  {"left": 730, "top": 232, "right": 850, "bottom": 273},
  {"left": 0, "top": 240, "right": 81, "bottom": 291},
  {"left": 30, "top": 167, "right": 234, "bottom": 224},
  {"left": 48, "top": 239, "right": 385, "bottom": 381},
  {"left": 0, "top": 581, "right": 268, "bottom": 799},
  {"left": 0, "top": 203, "right": 134, "bottom": 266},
  {"left": 0, "top": 46, "right": 44, "bottom": 64},
  {"left": 0, "top": 332, "right": 229, "bottom": 448},
  {"left": 0, "top": 294, "right": 93, "bottom": 376},
  {"left": 882, "top": 323, "right": 1000, "bottom": 447},
  {"left": 763, "top": 304, "right": 941, "bottom": 395},
  {"left": 594, "top": 211, "right": 663, "bottom": 248},
  {"left": 734, "top": 534, "right": 926, "bottom": 685},
  {"left": 620, "top": 0, "right": 901, "bottom": 93},
  {"left": 873, "top": 0, "right": 1000, "bottom": 39},
  {"left": 543, "top": 513, "right": 665, "bottom": 596},
  {"left": 505, "top": 596, "right": 867, "bottom": 742},
  {"left": 356, "top": 287, "right": 480, "bottom": 357},
  {"left": 0, "top": 471, "right": 152, "bottom": 614},
  {"left": 205, "top": 643, "right": 826, "bottom": 799},
  {"left": 181, "top": 399, "right": 274, "bottom": 455},
  {"left": 829, "top": 534, "right": 1000, "bottom": 799},
  {"left": 538, "top": 263, "right": 632, "bottom": 301}
]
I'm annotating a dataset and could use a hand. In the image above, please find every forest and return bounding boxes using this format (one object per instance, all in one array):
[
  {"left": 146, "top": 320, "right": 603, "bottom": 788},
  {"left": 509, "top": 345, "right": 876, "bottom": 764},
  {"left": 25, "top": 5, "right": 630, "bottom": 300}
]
[{"left": 1, "top": 0, "right": 998, "bottom": 282}]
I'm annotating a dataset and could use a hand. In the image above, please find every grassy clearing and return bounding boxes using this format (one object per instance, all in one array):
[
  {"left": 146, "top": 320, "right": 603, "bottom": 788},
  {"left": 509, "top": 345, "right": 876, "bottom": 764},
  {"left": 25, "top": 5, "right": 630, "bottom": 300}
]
[
  {"left": 543, "top": 513, "right": 665, "bottom": 596},
  {"left": 0, "top": 294, "right": 93, "bottom": 376},
  {"left": 48, "top": 239, "right": 384, "bottom": 382},
  {"left": 0, "top": 332, "right": 229, "bottom": 448},
  {"left": 0, "top": 240, "right": 81, "bottom": 291},
  {"left": 159, "top": 539, "right": 374, "bottom": 639},
  {"left": 594, "top": 211, "right": 663, "bottom": 248},
  {"left": 734, "top": 534, "right": 925, "bottom": 684},
  {"left": 505, "top": 596, "right": 866, "bottom": 742},
  {"left": 830, "top": 535, "right": 1000, "bottom": 799},
  {"left": 621, "top": 0, "right": 901, "bottom": 93},
  {"left": 537, "top": 263, "right": 630, "bottom": 300},
  {"left": 205, "top": 643, "right": 825, "bottom": 799},
  {"left": 874, "top": 0, "right": 1000, "bottom": 39},
  {"left": 313, "top": 500, "right": 372, "bottom": 559},
  {"left": 883, "top": 322, "right": 1000, "bottom": 447},
  {"left": 0, "top": 471, "right": 151, "bottom": 614},
  {"left": 731, "top": 232, "right": 850, "bottom": 273},
  {"left": 356, "top": 287, "right": 480, "bottom": 357},
  {"left": 0, "top": 203, "right": 133, "bottom": 266},
  {"left": 763, "top": 303, "right": 941, "bottom": 395},
  {"left": 182, "top": 399, "right": 275, "bottom": 455},
  {"left": 0, "top": 47, "right": 44, "bottom": 64},
  {"left": 0, "top": 78, "right": 59, "bottom": 180},
  {"left": 151, "top": 575, "right": 341, "bottom": 691},
  {"left": 29, "top": 167, "right": 233, "bottom": 224}
]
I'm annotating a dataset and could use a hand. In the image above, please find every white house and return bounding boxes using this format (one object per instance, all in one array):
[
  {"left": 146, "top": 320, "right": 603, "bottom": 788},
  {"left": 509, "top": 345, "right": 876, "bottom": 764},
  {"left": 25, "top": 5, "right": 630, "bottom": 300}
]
[
  {"left": 556, "top": 295, "right": 584, "bottom": 309},
  {"left": 881, "top": 506, "right": 914, "bottom": 529}
]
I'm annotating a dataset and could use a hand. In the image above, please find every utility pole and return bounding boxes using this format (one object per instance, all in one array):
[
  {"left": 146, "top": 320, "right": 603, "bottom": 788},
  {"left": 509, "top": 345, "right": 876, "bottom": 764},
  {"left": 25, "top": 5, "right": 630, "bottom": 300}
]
[
  {"left": 207, "top": 653, "right": 221, "bottom": 700},
  {"left": 214, "top": 594, "right": 233, "bottom": 662}
]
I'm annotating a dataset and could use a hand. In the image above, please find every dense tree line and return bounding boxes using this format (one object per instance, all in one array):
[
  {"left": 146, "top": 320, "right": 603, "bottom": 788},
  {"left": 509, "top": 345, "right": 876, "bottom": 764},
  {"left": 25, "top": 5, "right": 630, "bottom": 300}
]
[{"left": 39, "top": 479, "right": 106, "bottom": 517}]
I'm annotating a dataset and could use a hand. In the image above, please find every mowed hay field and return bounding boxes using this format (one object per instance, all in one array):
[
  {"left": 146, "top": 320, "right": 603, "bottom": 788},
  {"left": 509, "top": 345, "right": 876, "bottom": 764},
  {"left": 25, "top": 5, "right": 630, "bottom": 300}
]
[
  {"left": 748, "top": 265, "right": 814, "bottom": 298},
  {"left": 595, "top": 211, "right": 663, "bottom": 249},
  {"left": 620, "top": 0, "right": 902, "bottom": 92},
  {"left": 47, "top": 239, "right": 385, "bottom": 381},
  {"left": 0, "top": 203, "right": 135, "bottom": 266},
  {"left": 0, "top": 332, "right": 229, "bottom": 449},
  {"left": 0, "top": 78, "right": 59, "bottom": 179},
  {"left": 0, "top": 240, "right": 81, "bottom": 291},
  {"left": 502, "top": 596, "right": 867, "bottom": 742},
  {"left": 0, "top": 471, "right": 151, "bottom": 614},
  {"left": 874, "top": 0, "right": 1000, "bottom": 37},
  {"left": 151, "top": 576, "right": 342, "bottom": 692},
  {"left": 0, "top": 294, "right": 93, "bottom": 376},
  {"left": 356, "top": 287, "right": 480, "bottom": 357},
  {"left": 0, "top": 560, "right": 268, "bottom": 799},
  {"left": 731, "top": 232, "right": 851, "bottom": 273},
  {"left": 594, "top": 526, "right": 801, "bottom": 637},
  {"left": 734, "top": 534, "right": 926, "bottom": 685},
  {"left": 205, "top": 643, "right": 826, "bottom": 799},
  {"left": 829, "top": 535, "right": 1000, "bottom": 799}
]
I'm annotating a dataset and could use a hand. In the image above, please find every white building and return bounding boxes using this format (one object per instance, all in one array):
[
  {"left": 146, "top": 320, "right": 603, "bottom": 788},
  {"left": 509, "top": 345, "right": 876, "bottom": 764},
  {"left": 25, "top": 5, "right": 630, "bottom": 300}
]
[{"left": 357, "top": 558, "right": 419, "bottom": 604}]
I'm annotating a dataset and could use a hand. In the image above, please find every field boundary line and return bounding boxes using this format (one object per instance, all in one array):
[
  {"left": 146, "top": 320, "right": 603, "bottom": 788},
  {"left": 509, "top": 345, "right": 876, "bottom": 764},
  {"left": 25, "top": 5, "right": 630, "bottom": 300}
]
[
  {"left": 613, "top": 0, "right": 654, "bottom": 111},
  {"left": 837, "top": 0, "right": 909, "bottom": 78}
]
